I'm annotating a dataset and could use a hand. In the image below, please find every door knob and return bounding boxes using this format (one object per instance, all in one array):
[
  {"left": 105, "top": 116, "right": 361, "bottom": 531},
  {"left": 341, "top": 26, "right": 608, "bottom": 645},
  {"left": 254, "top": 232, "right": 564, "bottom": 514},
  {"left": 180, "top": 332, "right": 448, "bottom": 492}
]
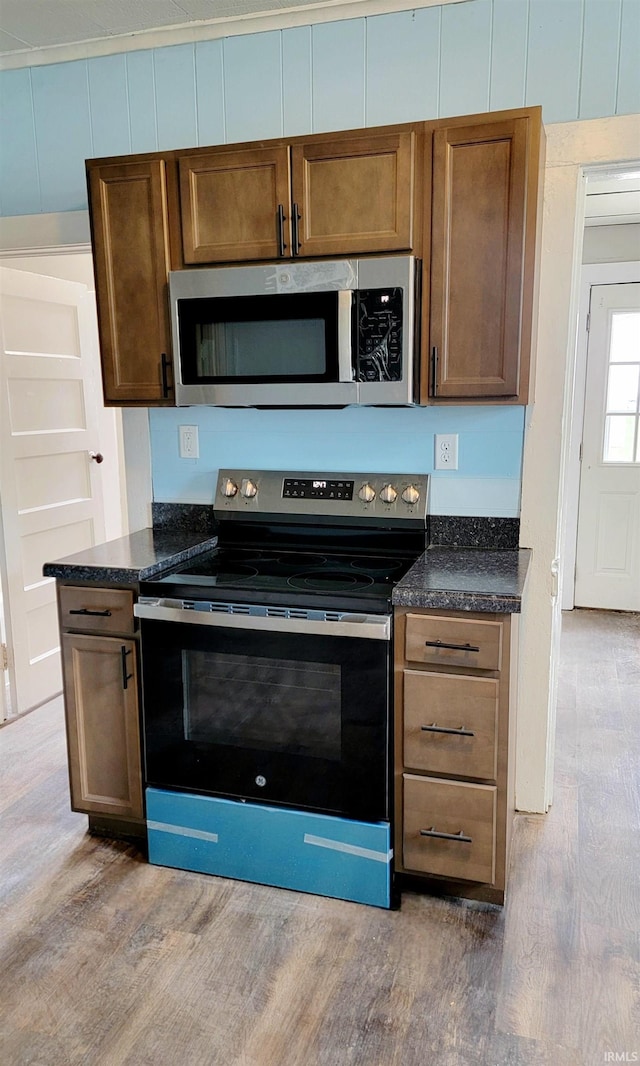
[{"left": 89, "top": 452, "right": 104, "bottom": 464}]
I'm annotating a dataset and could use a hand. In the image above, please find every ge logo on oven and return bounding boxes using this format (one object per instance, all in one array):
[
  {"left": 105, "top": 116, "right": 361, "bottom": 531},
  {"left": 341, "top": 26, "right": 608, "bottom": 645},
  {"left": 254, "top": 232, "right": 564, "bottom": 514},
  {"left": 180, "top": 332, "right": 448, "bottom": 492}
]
[{"left": 255, "top": 775, "right": 267, "bottom": 788}]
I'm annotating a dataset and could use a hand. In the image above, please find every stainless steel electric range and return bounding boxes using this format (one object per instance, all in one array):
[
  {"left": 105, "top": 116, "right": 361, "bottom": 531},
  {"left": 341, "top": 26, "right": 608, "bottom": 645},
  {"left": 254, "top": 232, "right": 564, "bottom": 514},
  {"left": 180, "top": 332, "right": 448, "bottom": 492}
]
[{"left": 135, "top": 469, "right": 428, "bottom": 908}]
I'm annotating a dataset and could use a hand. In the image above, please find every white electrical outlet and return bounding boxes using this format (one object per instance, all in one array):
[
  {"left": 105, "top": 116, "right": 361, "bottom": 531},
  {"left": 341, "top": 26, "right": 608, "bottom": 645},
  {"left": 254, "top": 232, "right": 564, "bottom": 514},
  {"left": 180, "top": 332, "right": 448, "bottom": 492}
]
[
  {"left": 434, "top": 433, "right": 458, "bottom": 470},
  {"left": 179, "top": 425, "right": 199, "bottom": 459}
]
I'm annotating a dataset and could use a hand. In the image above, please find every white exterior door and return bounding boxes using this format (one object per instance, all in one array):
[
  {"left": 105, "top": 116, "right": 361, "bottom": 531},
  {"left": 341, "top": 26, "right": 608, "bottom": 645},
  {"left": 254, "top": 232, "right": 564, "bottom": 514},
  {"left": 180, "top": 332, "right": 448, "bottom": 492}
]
[
  {"left": 0, "top": 266, "right": 108, "bottom": 716},
  {"left": 575, "top": 283, "right": 640, "bottom": 610}
]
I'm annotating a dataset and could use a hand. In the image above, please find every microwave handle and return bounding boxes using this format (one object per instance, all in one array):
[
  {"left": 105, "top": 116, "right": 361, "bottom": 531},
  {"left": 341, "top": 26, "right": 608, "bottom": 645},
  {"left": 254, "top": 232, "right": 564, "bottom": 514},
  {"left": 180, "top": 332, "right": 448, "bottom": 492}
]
[{"left": 338, "top": 291, "right": 354, "bottom": 383}]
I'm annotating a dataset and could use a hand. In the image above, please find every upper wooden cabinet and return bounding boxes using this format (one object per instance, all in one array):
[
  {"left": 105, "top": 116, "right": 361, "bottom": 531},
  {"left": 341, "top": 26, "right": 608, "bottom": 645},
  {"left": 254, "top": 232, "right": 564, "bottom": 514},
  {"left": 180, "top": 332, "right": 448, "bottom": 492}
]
[
  {"left": 179, "top": 128, "right": 418, "bottom": 264},
  {"left": 87, "top": 158, "right": 176, "bottom": 405},
  {"left": 86, "top": 108, "right": 542, "bottom": 408},
  {"left": 423, "top": 110, "right": 543, "bottom": 404}
]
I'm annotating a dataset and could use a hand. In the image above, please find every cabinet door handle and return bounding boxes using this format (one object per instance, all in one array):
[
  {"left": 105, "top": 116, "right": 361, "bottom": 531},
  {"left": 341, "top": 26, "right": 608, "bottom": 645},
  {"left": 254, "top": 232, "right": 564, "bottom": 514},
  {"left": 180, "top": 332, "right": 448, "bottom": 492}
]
[
  {"left": 276, "top": 204, "right": 287, "bottom": 257},
  {"left": 421, "top": 723, "right": 475, "bottom": 737},
  {"left": 120, "top": 645, "right": 133, "bottom": 690},
  {"left": 420, "top": 827, "right": 472, "bottom": 844},
  {"left": 291, "top": 202, "right": 301, "bottom": 256},
  {"left": 424, "top": 639, "right": 480, "bottom": 653},
  {"left": 161, "top": 353, "right": 172, "bottom": 398},
  {"left": 69, "top": 608, "right": 112, "bottom": 617},
  {"left": 430, "top": 346, "right": 438, "bottom": 396}
]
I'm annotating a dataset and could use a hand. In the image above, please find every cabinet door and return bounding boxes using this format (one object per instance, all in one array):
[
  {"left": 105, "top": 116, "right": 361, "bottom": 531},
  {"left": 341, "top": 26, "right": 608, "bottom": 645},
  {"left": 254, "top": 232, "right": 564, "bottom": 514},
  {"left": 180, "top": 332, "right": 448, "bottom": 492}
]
[
  {"left": 62, "top": 633, "right": 143, "bottom": 819},
  {"left": 291, "top": 131, "right": 415, "bottom": 258},
  {"left": 428, "top": 117, "right": 529, "bottom": 400},
  {"left": 88, "top": 160, "right": 173, "bottom": 404},
  {"left": 180, "top": 146, "right": 291, "bottom": 264}
]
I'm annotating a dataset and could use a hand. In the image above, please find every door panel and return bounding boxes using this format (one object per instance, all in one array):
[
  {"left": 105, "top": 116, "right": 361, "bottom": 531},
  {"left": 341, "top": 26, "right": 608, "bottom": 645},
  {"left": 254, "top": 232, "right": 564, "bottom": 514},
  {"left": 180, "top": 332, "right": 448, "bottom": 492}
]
[
  {"left": 88, "top": 159, "right": 173, "bottom": 403},
  {"left": 575, "top": 283, "right": 640, "bottom": 609},
  {"left": 179, "top": 146, "right": 291, "bottom": 264},
  {"left": 292, "top": 131, "right": 415, "bottom": 258},
  {"left": 0, "top": 267, "right": 107, "bottom": 715},
  {"left": 429, "top": 118, "right": 528, "bottom": 399}
]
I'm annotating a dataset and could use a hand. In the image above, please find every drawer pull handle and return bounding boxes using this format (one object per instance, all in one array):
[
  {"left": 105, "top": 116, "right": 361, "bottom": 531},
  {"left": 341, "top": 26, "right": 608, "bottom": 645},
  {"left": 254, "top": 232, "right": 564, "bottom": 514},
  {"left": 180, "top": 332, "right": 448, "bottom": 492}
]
[
  {"left": 420, "top": 827, "right": 473, "bottom": 844},
  {"left": 121, "top": 645, "right": 133, "bottom": 690},
  {"left": 424, "top": 639, "right": 480, "bottom": 653},
  {"left": 421, "top": 723, "right": 475, "bottom": 737},
  {"left": 69, "top": 608, "right": 112, "bottom": 617}
]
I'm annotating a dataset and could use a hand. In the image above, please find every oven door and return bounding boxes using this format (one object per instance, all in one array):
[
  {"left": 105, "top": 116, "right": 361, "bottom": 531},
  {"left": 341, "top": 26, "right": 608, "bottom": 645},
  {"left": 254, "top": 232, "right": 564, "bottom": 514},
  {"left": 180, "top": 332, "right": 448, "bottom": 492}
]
[{"left": 136, "top": 604, "right": 391, "bottom": 823}]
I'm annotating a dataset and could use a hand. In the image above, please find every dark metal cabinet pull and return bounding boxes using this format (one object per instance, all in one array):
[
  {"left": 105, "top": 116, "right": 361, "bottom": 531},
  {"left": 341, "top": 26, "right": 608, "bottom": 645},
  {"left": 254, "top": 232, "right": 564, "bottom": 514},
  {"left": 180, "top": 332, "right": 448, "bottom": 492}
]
[
  {"left": 69, "top": 608, "right": 112, "bottom": 617},
  {"left": 160, "top": 353, "right": 172, "bottom": 398},
  {"left": 120, "top": 645, "right": 133, "bottom": 690},
  {"left": 291, "top": 202, "right": 301, "bottom": 255},
  {"left": 431, "top": 346, "right": 438, "bottom": 396},
  {"left": 424, "top": 639, "right": 480, "bottom": 653},
  {"left": 276, "top": 204, "right": 287, "bottom": 257},
  {"left": 420, "top": 827, "right": 472, "bottom": 844},
  {"left": 421, "top": 723, "right": 475, "bottom": 737}
]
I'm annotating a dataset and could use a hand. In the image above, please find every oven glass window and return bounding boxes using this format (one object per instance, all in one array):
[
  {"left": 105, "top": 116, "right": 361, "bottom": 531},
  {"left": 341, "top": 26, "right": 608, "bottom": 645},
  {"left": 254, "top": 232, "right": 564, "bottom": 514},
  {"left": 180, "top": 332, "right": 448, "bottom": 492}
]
[{"left": 183, "top": 650, "right": 341, "bottom": 761}]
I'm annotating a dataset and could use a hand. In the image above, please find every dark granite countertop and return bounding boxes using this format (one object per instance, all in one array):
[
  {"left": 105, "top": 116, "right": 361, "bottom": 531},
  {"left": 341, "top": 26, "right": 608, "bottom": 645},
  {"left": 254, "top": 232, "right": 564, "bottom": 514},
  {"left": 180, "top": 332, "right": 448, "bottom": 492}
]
[
  {"left": 392, "top": 547, "right": 531, "bottom": 614},
  {"left": 42, "top": 527, "right": 218, "bottom": 584}
]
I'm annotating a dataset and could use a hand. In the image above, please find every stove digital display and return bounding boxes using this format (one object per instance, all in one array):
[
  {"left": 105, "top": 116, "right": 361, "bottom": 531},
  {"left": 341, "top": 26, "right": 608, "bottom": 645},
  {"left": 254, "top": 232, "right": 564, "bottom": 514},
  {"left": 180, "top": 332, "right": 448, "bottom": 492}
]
[{"left": 282, "top": 478, "right": 354, "bottom": 501}]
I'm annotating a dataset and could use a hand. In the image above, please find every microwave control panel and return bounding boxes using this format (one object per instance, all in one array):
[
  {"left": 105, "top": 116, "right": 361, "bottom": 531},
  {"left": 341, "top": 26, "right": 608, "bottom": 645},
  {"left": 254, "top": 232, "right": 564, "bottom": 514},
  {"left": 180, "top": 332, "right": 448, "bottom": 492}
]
[{"left": 355, "top": 288, "right": 403, "bottom": 383}]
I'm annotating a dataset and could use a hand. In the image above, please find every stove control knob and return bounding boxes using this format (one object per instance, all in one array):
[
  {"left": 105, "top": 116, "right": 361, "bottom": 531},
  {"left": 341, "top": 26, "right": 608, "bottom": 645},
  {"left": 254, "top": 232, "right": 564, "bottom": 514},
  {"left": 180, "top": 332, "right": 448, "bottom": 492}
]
[
  {"left": 241, "top": 478, "right": 258, "bottom": 499},
  {"left": 380, "top": 484, "right": 398, "bottom": 505},
  {"left": 358, "top": 483, "right": 376, "bottom": 503},
  {"left": 401, "top": 484, "right": 420, "bottom": 506},
  {"left": 221, "top": 478, "right": 238, "bottom": 498}
]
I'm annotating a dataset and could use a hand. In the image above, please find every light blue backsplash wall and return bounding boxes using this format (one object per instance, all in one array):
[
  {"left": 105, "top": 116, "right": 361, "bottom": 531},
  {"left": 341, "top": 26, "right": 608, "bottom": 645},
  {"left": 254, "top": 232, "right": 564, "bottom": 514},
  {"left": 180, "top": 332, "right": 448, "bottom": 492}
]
[
  {"left": 1, "top": 0, "right": 637, "bottom": 518},
  {"left": 150, "top": 405, "right": 525, "bottom": 517}
]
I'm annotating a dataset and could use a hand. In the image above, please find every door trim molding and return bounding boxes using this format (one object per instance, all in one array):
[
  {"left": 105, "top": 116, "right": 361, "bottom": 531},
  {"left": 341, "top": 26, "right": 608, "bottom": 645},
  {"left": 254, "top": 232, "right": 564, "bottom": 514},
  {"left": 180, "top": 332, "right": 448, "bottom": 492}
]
[{"left": 560, "top": 260, "right": 640, "bottom": 611}]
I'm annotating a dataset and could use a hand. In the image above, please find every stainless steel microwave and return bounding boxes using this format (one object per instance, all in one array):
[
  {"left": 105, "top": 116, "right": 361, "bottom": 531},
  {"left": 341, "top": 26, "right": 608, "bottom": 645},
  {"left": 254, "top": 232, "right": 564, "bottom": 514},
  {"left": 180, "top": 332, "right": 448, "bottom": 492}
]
[{"left": 169, "top": 255, "right": 419, "bottom": 406}]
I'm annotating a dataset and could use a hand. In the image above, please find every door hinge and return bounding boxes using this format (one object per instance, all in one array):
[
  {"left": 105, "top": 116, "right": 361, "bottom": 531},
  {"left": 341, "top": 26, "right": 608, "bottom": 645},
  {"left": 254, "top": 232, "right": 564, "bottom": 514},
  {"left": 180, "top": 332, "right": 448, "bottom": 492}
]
[
  {"left": 579, "top": 441, "right": 583, "bottom": 462},
  {"left": 586, "top": 311, "right": 591, "bottom": 332},
  {"left": 1, "top": 644, "right": 8, "bottom": 671}
]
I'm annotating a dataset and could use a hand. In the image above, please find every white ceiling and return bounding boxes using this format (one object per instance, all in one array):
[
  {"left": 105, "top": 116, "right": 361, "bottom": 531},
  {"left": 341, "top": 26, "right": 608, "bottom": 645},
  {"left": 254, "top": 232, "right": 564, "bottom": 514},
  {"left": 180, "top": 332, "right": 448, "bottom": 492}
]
[
  {"left": 0, "top": 0, "right": 317, "bottom": 56},
  {"left": 0, "top": 0, "right": 458, "bottom": 64}
]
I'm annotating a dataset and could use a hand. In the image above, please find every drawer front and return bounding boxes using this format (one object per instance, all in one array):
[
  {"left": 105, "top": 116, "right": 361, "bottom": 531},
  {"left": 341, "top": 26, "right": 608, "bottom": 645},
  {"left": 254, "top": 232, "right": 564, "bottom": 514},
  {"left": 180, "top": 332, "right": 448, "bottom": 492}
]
[
  {"left": 403, "top": 670, "right": 499, "bottom": 780},
  {"left": 405, "top": 613, "right": 503, "bottom": 671},
  {"left": 59, "top": 586, "right": 135, "bottom": 634},
  {"left": 403, "top": 774, "right": 496, "bottom": 883}
]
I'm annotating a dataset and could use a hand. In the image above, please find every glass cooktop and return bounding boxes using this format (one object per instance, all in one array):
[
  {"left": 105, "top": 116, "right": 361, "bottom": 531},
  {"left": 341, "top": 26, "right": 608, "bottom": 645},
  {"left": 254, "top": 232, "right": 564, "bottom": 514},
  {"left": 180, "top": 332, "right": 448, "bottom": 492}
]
[{"left": 143, "top": 544, "right": 419, "bottom": 614}]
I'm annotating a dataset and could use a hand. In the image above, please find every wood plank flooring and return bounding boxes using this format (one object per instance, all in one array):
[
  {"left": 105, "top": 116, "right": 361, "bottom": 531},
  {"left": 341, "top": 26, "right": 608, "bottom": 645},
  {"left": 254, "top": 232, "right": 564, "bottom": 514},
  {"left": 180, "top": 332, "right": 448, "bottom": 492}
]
[{"left": 1, "top": 609, "right": 638, "bottom": 1065}]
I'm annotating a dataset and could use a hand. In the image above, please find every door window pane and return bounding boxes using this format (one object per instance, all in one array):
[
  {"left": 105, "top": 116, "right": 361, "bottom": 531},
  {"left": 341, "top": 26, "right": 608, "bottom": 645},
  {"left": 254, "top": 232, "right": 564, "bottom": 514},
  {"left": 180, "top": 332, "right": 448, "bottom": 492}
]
[
  {"left": 604, "top": 415, "right": 636, "bottom": 463},
  {"left": 602, "top": 310, "right": 640, "bottom": 463},
  {"left": 606, "top": 363, "right": 640, "bottom": 414},
  {"left": 610, "top": 311, "right": 640, "bottom": 362}
]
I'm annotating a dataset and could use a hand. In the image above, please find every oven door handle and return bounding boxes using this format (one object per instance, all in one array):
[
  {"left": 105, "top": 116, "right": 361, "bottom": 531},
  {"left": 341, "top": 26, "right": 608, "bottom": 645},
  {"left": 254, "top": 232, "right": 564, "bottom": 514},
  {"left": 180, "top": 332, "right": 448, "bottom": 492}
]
[{"left": 134, "top": 600, "right": 391, "bottom": 641}]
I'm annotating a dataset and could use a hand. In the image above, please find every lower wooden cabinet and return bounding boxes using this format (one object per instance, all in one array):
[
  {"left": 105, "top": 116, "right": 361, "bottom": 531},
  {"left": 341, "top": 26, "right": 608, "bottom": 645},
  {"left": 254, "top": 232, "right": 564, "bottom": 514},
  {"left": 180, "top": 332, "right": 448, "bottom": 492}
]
[
  {"left": 394, "top": 607, "right": 517, "bottom": 904},
  {"left": 58, "top": 584, "right": 143, "bottom": 823}
]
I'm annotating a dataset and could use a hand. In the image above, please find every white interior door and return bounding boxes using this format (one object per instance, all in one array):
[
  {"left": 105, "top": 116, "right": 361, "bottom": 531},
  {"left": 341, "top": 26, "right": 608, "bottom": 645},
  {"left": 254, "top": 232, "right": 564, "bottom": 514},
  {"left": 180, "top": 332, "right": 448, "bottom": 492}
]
[
  {"left": 575, "top": 283, "right": 640, "bottom": 609},
  {"left": 0, "top": 266, "right": 108, "bottom": 716}
]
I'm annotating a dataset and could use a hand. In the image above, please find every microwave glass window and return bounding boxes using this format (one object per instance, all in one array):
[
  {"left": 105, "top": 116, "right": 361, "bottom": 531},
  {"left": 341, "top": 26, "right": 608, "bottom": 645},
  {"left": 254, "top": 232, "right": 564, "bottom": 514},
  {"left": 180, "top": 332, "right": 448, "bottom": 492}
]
[
  {"left": 195, "top": 318, "right": 327, "bottom": 378},
  {"left": 178, "top": 292, "right": 341, "bottom": 384},
  {"left": 182, "top": 649, "right": 342, "bottom": 761}
]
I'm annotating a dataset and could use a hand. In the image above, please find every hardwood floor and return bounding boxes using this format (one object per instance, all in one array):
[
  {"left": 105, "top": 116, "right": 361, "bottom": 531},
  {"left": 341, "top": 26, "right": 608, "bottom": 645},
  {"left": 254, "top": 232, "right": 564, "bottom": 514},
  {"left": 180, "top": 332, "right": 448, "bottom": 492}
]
[{"left": 1, "top": 609, "right": 638, "bottom": 1065}]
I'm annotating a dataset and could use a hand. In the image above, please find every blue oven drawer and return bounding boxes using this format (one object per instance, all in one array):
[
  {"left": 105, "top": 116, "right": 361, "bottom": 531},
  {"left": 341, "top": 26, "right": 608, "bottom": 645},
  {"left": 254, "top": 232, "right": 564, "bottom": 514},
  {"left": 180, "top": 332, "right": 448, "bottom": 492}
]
[{"left": 146, "top": 788, "right": 392, "bottom": 909}]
